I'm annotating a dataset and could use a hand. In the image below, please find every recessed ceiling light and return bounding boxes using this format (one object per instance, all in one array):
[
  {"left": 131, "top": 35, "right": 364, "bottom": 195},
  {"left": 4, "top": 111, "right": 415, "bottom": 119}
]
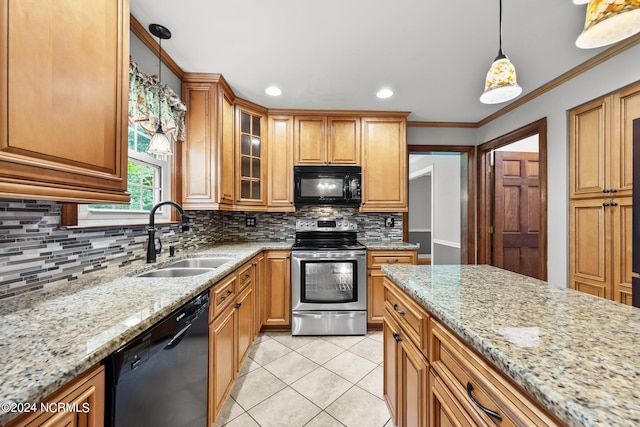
[
  {"left": 265, "top": 86, "right": 282, "bottom": 96},
  {"left": 376, "top": 89, "right": 394, "bottom": 99}
]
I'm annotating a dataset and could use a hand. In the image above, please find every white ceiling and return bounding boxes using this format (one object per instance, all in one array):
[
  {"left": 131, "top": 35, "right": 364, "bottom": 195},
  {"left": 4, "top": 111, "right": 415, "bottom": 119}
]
[{"left": 130, "top": 0, "right": 606, "bottom": 123}]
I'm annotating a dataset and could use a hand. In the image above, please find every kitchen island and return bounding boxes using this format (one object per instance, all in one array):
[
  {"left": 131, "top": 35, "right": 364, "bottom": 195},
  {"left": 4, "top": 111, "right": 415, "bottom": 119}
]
[{"left": 382, "top": 264, "right": 640, "bottom": 427}]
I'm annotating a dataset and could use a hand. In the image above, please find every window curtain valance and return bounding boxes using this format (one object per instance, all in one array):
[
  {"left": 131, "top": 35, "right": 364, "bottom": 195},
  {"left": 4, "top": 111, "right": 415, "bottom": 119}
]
[{"left": 128, "top": 57, "right": 187, "bottom": 142}]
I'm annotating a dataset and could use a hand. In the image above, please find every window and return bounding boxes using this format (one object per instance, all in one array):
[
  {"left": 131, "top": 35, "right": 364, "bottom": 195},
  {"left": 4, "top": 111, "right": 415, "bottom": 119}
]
[{"left": 77, "top": 123, "right": 172, "bottom": 226}]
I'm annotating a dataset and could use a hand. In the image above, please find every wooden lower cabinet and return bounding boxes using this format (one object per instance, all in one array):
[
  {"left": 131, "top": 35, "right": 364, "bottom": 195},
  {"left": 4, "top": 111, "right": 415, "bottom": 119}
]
[
  {"left": 384, "top": 278, "right": 564, "bottom": 427},
  {"left": 368, "top": 250, "right": 417, "bottom": 326},
  {"left": 235, "top": 283, "right": 254, "bottom": 370},
  {"left": 7, "top": 365, "right": 105, "bottom": 427},
  {"left": 263, "top": 250, "right": 291, "bottom": 327}
]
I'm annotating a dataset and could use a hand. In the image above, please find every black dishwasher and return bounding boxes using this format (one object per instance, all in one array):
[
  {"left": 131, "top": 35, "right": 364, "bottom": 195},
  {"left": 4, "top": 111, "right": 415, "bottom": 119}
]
[{"left": 104, "top": 290, "right": 209, "bottom": 427}]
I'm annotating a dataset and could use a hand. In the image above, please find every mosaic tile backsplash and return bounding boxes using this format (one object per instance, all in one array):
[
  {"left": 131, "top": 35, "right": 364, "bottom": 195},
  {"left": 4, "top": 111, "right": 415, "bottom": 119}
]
[{"left": 0, "top": 200, "right": 402, "bottom": 300}]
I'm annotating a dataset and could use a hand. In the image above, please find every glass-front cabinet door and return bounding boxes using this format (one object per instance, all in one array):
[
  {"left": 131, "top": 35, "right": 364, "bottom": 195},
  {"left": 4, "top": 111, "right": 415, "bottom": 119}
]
[{"left": 235, "top": 102, "right": 266, "bottom": 206}]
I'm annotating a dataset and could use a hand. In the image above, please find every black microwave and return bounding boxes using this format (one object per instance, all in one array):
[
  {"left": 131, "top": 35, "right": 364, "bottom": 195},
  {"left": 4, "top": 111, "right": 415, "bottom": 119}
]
[{"left": 294, "top": 165, "right": 362, "bottom": 207}]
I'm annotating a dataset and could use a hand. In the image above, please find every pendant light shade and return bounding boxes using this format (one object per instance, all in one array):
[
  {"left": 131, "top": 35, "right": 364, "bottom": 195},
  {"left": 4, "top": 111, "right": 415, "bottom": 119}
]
[
  {"left": 147, "top": 24, "right": 173, "bottom": 156},
  {"left": 576, "top": 1, "right": 640, "bottom": 49},
  {"left": 480, "top": 0, "right": 522, "bottom": 104}
]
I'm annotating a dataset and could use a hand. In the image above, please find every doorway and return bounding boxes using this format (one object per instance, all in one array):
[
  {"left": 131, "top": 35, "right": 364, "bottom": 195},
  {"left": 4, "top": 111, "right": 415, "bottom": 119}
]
[
  {"left": 478, "top": 119, "right": 548, "bottom": 280},
  {"left": 404, "top": 146, "right": 475, "bottom": 265}
]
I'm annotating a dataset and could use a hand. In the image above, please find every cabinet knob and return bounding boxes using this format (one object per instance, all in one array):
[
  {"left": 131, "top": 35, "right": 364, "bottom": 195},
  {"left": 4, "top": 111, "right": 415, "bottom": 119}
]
[
  {"left": 603, "top": 202, "right": 610, "bottom": 207},
  {"left": 611, "top": 201, "right": 618, "bottom": 207},
  {"left": 610, "top": 188, "right": 617, "bottom": 193}
]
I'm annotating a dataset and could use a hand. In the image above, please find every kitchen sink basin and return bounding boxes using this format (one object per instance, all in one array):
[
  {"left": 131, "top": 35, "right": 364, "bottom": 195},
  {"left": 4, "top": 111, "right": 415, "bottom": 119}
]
[
  {"left": 136, "top": 267, "right": 214, "bottom": 278},
  {"left": 167, "top": 257, "right": 234, "bottom": 269}
]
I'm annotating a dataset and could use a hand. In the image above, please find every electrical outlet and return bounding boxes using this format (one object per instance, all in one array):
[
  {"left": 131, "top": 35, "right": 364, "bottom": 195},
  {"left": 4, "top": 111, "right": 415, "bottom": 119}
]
[
  {"left": 385, "top": 217, "right": 394, "bottom": 228},
  {"left": 246, "top": 217, "right": 256, "bottom": 227}
]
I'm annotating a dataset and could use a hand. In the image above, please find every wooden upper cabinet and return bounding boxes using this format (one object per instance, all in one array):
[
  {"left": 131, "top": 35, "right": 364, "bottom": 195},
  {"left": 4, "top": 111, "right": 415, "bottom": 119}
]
[
  {"left": 569, "top": 97, "right": 609, "bottom": 199},
  {"left": 611, "top": 83, "right": 640, "bottom": 197},
  {"left": 360, "top": 116, "right": 408, "bottom": 212},
  {"left": 570, "top": 81, "right": 640, "bottom": 200},
  {"left": 267, "top": 115, "right": 295, "bottom": 210},
  {"left": 294, "top": 115, "right": 360, "bottom": 165},
  {"left": 235, "top": 100, "right": 267, "bottom": 207},
  {"left": 181, "top": 74, "right": 235, "bottom": 210},
  {"left": 0, "top": 0, "right": 130, "bottom": 203}
]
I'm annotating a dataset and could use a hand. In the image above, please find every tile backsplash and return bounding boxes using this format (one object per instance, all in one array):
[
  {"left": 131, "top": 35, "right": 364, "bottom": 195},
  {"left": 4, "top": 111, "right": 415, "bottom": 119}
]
[{"left": 0, "top": 200, "right": 402, "bottom": 300}]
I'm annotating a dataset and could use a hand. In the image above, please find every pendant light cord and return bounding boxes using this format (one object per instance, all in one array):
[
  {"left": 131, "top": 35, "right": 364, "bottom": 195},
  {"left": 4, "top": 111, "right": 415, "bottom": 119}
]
[
  {"left": 157, "top": 38, "right": 163, "bottom": 129},
  {"left": 498, "top": 0, "right": 503, "bottom": 56}
]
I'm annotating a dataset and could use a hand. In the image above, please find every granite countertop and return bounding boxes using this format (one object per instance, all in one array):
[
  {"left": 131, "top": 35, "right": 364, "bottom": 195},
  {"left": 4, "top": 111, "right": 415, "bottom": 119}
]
[
  {"left": 382, "top": 264, "right": 640, "bottom": 427},
  {"left": 0, "top": 239, "right": 414, "bottom": 425},
  {"left": 0, "top": 241, "right": 291, "bottom": 426},
  {"left": 360, "top": 240, "right": 419, "bottom": 250}
]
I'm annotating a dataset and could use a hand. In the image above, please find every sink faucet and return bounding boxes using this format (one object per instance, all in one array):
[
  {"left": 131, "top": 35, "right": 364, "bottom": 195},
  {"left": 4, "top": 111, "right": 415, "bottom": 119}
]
[{"left": 146, "top": 201, "right": 190, "bottom": 263}]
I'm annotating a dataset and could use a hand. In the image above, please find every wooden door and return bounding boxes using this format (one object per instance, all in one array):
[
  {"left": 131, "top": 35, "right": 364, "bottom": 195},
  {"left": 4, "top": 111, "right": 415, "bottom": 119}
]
[
  {"left": 294, "top": 116, "right": 327, "bottom": 165},
  {"left": 263, "top": 250, "right": 291, "bottom": 326},
  {"left": 268, "top": 115, "right": 295, "bottom": 210},
  {"left": 492, "top": 152, "right": 541, "bottom": 279},
  {"left": 328, "top": 117, "right": 360, "bottom": 165},
  {"left": 569, "top": 199, "right": 610, "bottom": 299},
  {"left": 361, "top": 117, "right": 408, "bottom": 212},
  {"left": 569, "top": 97, "right": 609, "bottom": 199},
  {"left": 209, "top": 305, "right": 236, "bottom": 422}
]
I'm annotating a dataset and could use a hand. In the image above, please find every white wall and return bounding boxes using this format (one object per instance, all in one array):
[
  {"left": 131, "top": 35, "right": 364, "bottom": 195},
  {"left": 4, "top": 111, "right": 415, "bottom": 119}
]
[
  {"left": 130, "top": 31, "right": 182, "bottom": 95},
  {"left": 495, "top": 134, "right": 539, "bottom": 152},
  {"left": 409, "top": 174, "right": 431, "bottom": 230}
]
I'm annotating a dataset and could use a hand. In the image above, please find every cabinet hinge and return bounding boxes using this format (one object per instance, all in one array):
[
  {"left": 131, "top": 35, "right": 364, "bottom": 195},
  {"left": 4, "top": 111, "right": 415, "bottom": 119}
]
[{"left": 489, "top": 226, "right": 494, "bottom": 234}]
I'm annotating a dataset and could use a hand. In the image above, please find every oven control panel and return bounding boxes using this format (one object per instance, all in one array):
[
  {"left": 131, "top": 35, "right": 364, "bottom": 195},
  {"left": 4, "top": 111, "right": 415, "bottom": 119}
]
[{"left": 295, "top": 218, "right": 358, "bottom": 232}]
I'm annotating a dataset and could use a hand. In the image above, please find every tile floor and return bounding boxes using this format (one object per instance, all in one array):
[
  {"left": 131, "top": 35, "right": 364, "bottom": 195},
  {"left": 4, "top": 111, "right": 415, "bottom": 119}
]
[{"left": 215, "top": 330, "right": 394, "bottom": 427}]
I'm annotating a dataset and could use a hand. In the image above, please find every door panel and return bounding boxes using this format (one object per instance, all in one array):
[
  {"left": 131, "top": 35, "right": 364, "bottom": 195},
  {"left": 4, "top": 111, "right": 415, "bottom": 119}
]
[{"left": 493, "top": 151, "right": 541, "bottom": 279}]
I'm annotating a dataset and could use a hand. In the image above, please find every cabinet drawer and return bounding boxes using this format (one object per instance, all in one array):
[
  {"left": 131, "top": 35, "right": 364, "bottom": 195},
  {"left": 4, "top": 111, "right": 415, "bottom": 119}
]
[
  {"left": 369, "top": 251, "right": 416, "bottom": 268},
  {"left": 210, "top": 274, "right": 237, "bottom": 320},
  {"left": 429, "top": 319, "right": 562, "bottom": 427},
  {"left": 384, "top": 277, "right": 428, "bottom": 355},
  {"left": 429, "top": 368, "right": 478, "bottom": 427},
  {"left": 236, "top": 262, "right": 254, "bottom": 293}
]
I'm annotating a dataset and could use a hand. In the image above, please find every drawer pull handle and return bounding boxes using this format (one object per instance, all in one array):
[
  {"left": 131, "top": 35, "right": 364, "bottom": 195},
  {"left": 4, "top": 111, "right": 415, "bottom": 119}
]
[
  {"left": 220, "top": 290, "right": 232, "bottom": 300},
  {"left": 466, "top": 383, "right": 502, "bottom": 421},
  {"left": 241, "top": 274, "right": 250, "bottom": 282},
  {"left": 235, "top": 302, "right": 242, "bottom": 309},
  {"left": 393, "top": 304, "right": 405, "bottom": 316},
  {"left": 392, "top": 332, "right": 402, "bottom": 343},
  {"left": 386, "top": 259, "right": 399, "bottom": 264}
]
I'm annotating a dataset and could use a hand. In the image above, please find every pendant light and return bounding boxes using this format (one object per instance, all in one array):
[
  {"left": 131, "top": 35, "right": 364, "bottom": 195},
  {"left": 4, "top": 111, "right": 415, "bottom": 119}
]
[
  {"left": 576, "top": 1, "right": 640, "bottom": 49},
  {"left": 147, "top": 24, "right": 173, "bottom": 156},
  {"left": 480, "top": 0, "right": 522, "bottom": 104}
]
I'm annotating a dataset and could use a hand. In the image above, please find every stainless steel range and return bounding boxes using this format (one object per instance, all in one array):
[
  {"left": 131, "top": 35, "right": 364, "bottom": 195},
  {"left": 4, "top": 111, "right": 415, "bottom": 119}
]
[{"left": 291, "top": 218, "right": 367, "bottom": 335}]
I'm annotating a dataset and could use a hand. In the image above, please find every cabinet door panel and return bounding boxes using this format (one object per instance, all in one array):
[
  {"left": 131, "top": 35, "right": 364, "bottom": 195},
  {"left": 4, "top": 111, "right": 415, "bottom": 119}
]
[
  {"left": 383, "top": 314, "right": 400, "bottom": 427},
  {"left": 209, "top": 306, "right": 236, "bottom": 421},
  {"left": 236, "top": 284, "right": 253, "bottom": 370},
  {"left": 0, "top": 0, "right": 128, "bottom": 203},
  {"left": 361, "top": 117, "right": 407, "bottom": 212},
  {"left": 268, "top": 116, "right": 294, "bottom": 209},
  {"left": 183, "top": 86, "right": 213, "bottom": 200},
  {"left": 294, "top": 116, "right": 327, "bottom": 165},
  {"left": 264, "top": 251, "right": 291, "bottom": 326},
  {"left": 612, "top": 84, "right": 640, "bottom": 196},
  {"left": 328, "top": 117, "right": 360, "bottom": 165},
  {"left": 613, "top": 197, "right": 633, "bottom": 304},
  {"left": 569, "top": 98, "right": 608, "bottom": 198},
  {"left": 569, "top": 199, "right": 610, "bottom": 299}
]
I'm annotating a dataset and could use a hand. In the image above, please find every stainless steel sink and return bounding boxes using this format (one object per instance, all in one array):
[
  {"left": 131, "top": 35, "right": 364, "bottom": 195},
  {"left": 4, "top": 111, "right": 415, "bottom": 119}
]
[
  {"left": 136, "top": 267, "right": 214, "bottom": 278},
  {"left": 167, "top": 257, "right": 234, "bottom": 269}
]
